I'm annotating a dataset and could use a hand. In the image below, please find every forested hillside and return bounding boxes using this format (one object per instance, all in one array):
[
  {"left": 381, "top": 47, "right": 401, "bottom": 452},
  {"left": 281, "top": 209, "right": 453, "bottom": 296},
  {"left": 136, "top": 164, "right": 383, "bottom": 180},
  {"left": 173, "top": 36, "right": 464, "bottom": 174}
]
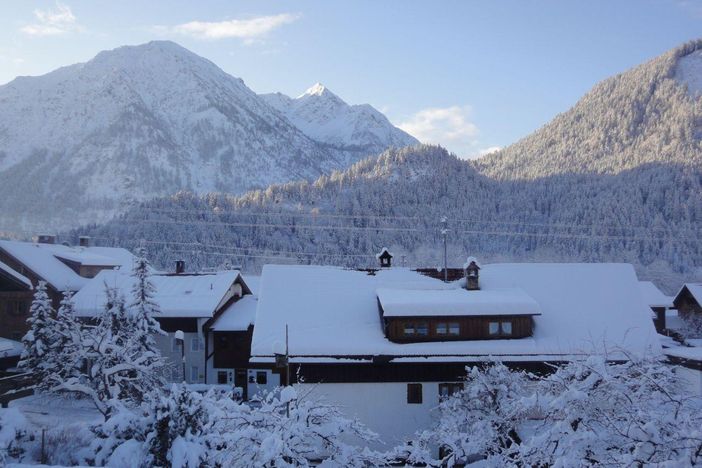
[
  {"left": 65, "top": 40, "right": 702, "bottom": 291},
  {"left": 74, "top": 144, "right": 700, "bottom": 291}
]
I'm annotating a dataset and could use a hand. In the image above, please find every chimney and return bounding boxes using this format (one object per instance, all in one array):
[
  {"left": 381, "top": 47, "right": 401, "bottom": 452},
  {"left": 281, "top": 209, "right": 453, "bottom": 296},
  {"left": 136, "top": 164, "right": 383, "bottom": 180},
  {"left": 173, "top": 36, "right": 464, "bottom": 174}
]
[
  {"left": 79, "top": 236, "right": 91, "bottom": 247},
  {"left": 175, "top": 260, "right": 185, "bottom": 274},
  {"left": 36, "top": 234, "right": 56, "bottom": 244},
  {"left": 376, "top": 247, "right": 393, "bottom": 268},
  {"left": 464, "top": 257, "right": 481, "bottom": 291}
]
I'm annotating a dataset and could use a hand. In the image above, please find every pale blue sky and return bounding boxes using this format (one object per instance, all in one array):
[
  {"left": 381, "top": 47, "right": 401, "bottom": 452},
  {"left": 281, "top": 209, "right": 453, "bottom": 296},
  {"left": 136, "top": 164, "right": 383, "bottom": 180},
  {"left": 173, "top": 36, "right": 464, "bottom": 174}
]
[{"left": 1, "top": 0, "right": 701, "bottom": 157}]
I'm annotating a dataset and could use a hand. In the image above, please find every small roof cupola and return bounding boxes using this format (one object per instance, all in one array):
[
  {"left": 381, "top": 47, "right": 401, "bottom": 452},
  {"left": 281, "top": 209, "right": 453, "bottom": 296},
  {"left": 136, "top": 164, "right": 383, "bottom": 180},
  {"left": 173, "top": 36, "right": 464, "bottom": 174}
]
[
  {"left": 376, "top": 247, "right": 393, "bottom": 268},
  {"left": 464, "top": 256, "right": 481, "bottom": 290}
]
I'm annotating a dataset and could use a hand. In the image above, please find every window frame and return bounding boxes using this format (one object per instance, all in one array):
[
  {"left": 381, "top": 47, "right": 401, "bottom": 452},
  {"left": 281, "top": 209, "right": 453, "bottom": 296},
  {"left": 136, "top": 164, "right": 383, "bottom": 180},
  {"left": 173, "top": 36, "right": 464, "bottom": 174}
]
[
  {"left": 448, "top": 322, "right": 460, "bottom": 335},
  {"left": 407, "top": 383, "right": 423, "bottom": 404},
  {"left": 438, "top": 382, "right": 464, "bottom": 399},
  {"left": 488, "top": 320, "right": 514, "bottom": 337},
  {"left": 190, "top": 366, "right": 199, "bottom": 382},
  {"left": 256, "top": 371, "right": 268, "bottom": 385},
  {"left": 435, "top": 322, "right": 448, "bottom": 335}
]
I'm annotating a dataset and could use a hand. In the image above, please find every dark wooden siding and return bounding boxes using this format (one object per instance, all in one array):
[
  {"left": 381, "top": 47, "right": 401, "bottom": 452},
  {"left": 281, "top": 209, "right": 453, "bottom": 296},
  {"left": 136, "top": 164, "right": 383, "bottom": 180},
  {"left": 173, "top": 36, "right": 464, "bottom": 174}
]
[
  {"left": 384, "top": 315, "right": 534, "bottom": 342},
  {"left": 282, "top": 361, "right": 558, "bottom": 384},
  {"left": 212, "top": 329, "right": 253, "bottom": 369},
  {"left": 674, "top": 287, "right": 701, "bottom": 317},
  {"left": 157, "top": 317, "right": 199, "bottom": 333}
]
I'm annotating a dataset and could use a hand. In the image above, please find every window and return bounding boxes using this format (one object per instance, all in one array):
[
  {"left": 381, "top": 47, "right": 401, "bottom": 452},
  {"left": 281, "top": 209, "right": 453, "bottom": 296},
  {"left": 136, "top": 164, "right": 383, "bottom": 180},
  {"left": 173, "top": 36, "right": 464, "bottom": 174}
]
[
  {"left": 501, "top": 321, "right": 513, "bottom": 336},
  {"left": 405, "top": 322, "right": 428, "bottom": 337},
  {"left": 191, "top": 336, "right": 204, "bottom": 351},
  {"left": 256, "top": 371, "right": 268, "bottom": 385},
  {"left": 439, "top": 383, "right": 464, "bottom": 399},
  {"left": 171, "top": 337, "right": 179, "bottom": 352},
  {"left": 407, "top": 383, "right": 423, "bottom": 404},
  {"left": 190, "top": 366, "right": 199, "bottom": 382},
  {"left": 217, "top": 371, "right": 228, "bottom": 385},
  {"left": 448, "top": 322, "right": 460, "bottom": 335},
  {"left": 488, "top": 321, "right": 513, "bottom": 337},
  {"left": 436, "top": 323, "right": 447, "bottom": 335}
]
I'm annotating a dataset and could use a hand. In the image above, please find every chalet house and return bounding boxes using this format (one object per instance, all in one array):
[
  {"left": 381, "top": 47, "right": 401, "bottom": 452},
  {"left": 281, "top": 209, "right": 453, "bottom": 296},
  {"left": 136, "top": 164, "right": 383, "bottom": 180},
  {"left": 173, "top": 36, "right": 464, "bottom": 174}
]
[
  {"left": 248, "top": 260, "right": 659, "bottom": 448},
  {"left": 674, "top": 283, "right": 702, "bottom": 318},
  {"left": 0, "top": 237, "right": 134, "bottom": 341},
  {"left": 638, "top": 281, "right": 674, "bottom": 332},
  {"left": 72, "top": 265, "right": 253, "bottom": 385}
]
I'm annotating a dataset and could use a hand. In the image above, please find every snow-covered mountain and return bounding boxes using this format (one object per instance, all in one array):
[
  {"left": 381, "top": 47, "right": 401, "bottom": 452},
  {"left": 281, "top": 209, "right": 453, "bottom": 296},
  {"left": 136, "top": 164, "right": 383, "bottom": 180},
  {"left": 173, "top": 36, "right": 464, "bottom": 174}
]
[
  {"left": 74, "top": 41, "right": 702, "bottom": 290},
  {"left": 261, "top": 83, "right": 417, "bottom": 160},
  {"left": 0, "top": 41, "right": 416, "bottom": 231}
]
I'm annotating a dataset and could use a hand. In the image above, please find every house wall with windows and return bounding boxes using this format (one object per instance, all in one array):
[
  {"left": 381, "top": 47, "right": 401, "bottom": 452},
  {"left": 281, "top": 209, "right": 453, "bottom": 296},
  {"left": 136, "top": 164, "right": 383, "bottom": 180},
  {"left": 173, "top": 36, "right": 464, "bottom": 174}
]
[
  {"left": 155, "top": 331, "right": 206, "bottom": 383},
  {"left": 295, "top": 381, "right": 457, "bottom": 449}
]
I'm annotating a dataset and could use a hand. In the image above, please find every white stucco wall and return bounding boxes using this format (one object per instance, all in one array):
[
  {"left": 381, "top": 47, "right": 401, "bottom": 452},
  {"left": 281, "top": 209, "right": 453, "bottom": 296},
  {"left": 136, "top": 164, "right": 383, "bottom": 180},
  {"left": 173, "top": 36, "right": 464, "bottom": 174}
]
[
  {"left": 296, "top": 382, "right": 444, "bottom": 449},
  {"left": 155, "top": 332, "right": 206, "bottom": 383}
]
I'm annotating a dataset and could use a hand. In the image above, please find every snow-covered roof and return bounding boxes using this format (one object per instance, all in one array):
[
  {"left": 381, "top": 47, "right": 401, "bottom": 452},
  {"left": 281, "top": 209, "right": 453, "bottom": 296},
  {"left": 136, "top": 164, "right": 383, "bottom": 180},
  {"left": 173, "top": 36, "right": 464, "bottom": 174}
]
[
  {"left": 243, "top": 275, "right": 260, "bottom": 296},
  {"left": 376, "top": 288, "right": 540, "bottom": 317},
  {"left": 73, "top": 269, "right": 242, "bottom": 318},
  {"left": 0, "top": 240, "right": 135, "bottom": 291},
  {"left": 0, "top": 337, "right": 22, "bottom": 358},
  {"left": 463, "top": 256, "right": 481, "bottom": 269},
  {"left": 0, "top": 259, "right": 32, "bottom": 289},
  {"left": 638, "top": 281, "right": 674, "bottom": 308},
  {"left": 677, "top": 283, "right": 702, "bottom": 305},
  {"left": 251, "top": 263, "right": 659, "bottom": 362},
  {"left": 664, "top": 346, "right": 702, "bottom": 362},
  {"left": 209, "top": 295, "right": 258, "bottom": 331},
  {"left": 375, "top": 247, "right": 393, "bottom": 259}
]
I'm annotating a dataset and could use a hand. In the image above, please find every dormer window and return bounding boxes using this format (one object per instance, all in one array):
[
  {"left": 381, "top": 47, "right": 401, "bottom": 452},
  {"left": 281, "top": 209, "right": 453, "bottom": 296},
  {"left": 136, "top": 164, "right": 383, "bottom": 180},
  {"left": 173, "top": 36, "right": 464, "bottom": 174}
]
[
  {"left": 403, "top": 321, "right": 428, "bottom": 336},
  {"left": 489, "top": 320, "right": 513, "bottom": 337}
]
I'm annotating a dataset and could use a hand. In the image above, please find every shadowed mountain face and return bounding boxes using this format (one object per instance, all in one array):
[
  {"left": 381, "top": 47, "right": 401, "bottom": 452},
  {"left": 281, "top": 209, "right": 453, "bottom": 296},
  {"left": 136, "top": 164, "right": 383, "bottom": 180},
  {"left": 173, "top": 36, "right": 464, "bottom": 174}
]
[{"left": 0, "top": 41, "right": 416, "bottom": 231}]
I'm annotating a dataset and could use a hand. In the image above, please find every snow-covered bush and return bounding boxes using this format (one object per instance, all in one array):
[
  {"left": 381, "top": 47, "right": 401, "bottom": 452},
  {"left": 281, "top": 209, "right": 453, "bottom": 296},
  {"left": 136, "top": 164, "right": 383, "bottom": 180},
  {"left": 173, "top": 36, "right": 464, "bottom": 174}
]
[
  {"left": 214, "top": 386, "right": 381, "bottom": 467},
  {"left": 516, "top": 355, "right": 702, "bottom": 467},
  {"left": 402, "top": 362, "right": 534, "bottom": 466},
  {"left": 410, "top": 356, "right": 702, "bottom": 467},
  {"left": 0, "top": 407, "right": 30, "bottom": 463},
  {"left": 92, "top": 385, "right": 218, "bottom": 467}
]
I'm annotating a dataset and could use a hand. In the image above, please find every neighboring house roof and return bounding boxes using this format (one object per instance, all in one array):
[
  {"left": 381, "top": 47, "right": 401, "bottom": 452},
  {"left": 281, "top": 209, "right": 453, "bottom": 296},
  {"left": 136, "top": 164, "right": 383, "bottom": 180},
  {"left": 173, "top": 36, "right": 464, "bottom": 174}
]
[
  {"left": 377, "top": 287, "right": 541, "bottom": 317},
  {"left": 0, "top": 337, "right": 23, "bottom": 358},
  {"left": 0, "top": 240, "right": 135, "bottom": 291},
  {"left": 72, "top": 269, "right": 242, "bottom": 319},
  {"left": 638, "top": 281, "right": 674, "bottom": 308},
  {"left": 251, "top": 263, "right": 659, "bottom": 363},
  {"left": 243, "top": 275, "right": 260, "bottom": 296},
  {"left": 209, "top": 295, "right": 258, "bottom": 331},
  {"left": 0, "top": 259, "right": 32, "bottom": 289},
  {"left": 675, "top": 283, "right": 702, "bottom": 306}
]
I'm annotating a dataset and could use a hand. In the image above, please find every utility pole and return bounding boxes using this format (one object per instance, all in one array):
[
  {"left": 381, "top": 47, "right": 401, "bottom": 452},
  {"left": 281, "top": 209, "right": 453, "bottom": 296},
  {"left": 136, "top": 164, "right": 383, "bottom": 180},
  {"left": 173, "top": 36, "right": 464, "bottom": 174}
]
[
  {"left": 441, "top": 216, "right": 448, "bottom": 282},
  {"left": 285, "top": 324, "right": 290, "bottom": 417}
]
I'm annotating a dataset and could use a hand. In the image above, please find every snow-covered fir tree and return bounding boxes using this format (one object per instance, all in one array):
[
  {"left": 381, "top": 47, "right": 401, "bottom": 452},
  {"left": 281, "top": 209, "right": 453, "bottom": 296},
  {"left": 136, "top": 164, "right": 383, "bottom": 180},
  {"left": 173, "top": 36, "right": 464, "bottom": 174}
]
[
  {"left": 54, "top": 286, "right": 165, "bottom": 420},
  {"left": 46, "top": 291, "right": 83, "bottom": 386},
  {"left": 18, "top": 281, "right": 56, "bottom": 388},
  {"left": 129, "top": 248, "right": 165, "bottom": 354}
]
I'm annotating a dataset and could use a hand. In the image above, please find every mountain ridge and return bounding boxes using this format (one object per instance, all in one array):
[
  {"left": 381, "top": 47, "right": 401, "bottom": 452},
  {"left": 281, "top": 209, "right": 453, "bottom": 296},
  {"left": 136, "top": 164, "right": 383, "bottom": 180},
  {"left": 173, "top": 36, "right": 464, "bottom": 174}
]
[{"left": 0, "top": 40, "right": 416, "bottom": 231}]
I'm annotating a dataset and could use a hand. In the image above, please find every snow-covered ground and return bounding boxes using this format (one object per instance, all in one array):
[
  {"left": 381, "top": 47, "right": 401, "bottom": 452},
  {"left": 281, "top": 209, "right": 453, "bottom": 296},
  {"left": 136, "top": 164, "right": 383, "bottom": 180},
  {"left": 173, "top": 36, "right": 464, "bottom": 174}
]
[{"left": 1, "top": 394, "right": 100, "bottom": 466}]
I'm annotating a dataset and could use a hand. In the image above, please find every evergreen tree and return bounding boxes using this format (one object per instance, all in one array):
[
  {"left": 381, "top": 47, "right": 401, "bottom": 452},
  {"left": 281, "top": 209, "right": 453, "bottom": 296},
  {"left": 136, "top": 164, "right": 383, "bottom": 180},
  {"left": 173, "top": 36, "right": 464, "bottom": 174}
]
[
  {"left": 46, "top": 291, "right": 83, "bottom": 387},
  {"left": 19, "top": 281, "right": 55, "bottom": 387},
  {"left": 128, "top": 248, "right": 164, "bottom": 352}
]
